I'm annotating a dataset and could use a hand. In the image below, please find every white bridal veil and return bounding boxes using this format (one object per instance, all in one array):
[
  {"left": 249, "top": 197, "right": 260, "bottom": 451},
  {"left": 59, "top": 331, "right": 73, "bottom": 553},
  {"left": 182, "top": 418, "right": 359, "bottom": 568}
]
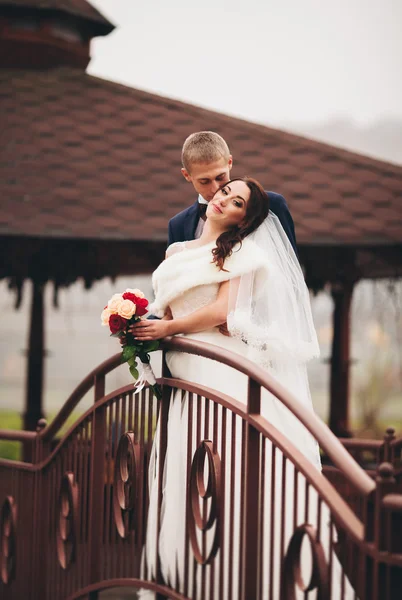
[
  {"left": 227, "top": 210, "right": 320, "bottom": 367},
  {"left": 227, "top": 211, "right": 321, "bottom": 469}
]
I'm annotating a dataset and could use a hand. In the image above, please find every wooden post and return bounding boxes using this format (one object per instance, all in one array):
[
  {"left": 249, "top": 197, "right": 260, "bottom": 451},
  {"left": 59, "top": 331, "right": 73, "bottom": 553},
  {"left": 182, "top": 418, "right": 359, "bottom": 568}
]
[
  {"left": 23, "top": 281, "right": 45, "bottom": 461},
  {"left": 329, "top": 281, "right": 354, "bottom": 436}
]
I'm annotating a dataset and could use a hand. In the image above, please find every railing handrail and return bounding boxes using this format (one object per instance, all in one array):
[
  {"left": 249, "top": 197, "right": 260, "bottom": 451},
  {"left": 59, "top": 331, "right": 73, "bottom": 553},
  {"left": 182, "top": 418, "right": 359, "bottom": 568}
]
[
  {"left": 40, "top": 353, "right": 122, "bottom": 442},
  {"left": 0, "top": 429, "right": 36, "bottom": 442},
  {"left": 1, "top": 376, "right": 367, "bottom": 546},
  {"left": 65, "top": 578, "right": 189, "bottom": 600},
  {"left": 336, "top": 436, "right": 402, "bottom": 450},
  {"left": 161, "top": 376, "right": 365, "bottom": 543},
  {"left": 3, "top": 337, "right": 402, "bottom": 600},
  {"left": 160, "top": 338, "right": 376, "bottom": 497},
  {"left": 0, "top": 337, "right": 376, "bottom": 497},
  {"left": 0, "top": 354, "right": 122, "bottom": 447},
  {"left": 336, "top": 438, "right": 384, "bottom": 450},
  {"left": 31, "top": 383, "right": 138, "bottom": 471}
]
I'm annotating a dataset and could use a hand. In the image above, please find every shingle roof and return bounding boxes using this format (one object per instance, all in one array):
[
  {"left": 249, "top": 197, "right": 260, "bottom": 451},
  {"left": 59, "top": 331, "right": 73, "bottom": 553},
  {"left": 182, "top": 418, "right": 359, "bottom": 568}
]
[
  {"left": 0, "top": 0, "right": 114, "bottom": 33},
  {"left": 1, "top": 67, "right": 401, "bottom": 247}
]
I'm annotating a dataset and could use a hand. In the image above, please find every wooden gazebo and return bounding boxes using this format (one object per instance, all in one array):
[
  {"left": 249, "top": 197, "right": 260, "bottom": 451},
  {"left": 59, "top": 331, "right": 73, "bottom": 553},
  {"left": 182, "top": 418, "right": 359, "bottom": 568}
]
[{"left": 1, "top": 0, "right": 401, "bottom": 436}]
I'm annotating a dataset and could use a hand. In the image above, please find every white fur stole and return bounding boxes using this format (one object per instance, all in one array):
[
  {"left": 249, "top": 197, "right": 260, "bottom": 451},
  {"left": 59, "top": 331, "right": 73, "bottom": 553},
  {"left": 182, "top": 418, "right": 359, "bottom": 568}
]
[{"left": 149, "top": 239, "right": 267, "bottom": 318}]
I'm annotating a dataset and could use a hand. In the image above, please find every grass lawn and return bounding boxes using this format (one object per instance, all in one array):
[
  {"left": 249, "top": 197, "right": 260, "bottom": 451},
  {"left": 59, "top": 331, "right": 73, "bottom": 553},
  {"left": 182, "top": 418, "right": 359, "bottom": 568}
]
[{"left": 0, "top": 409, "right": 84, "bottom": 460}]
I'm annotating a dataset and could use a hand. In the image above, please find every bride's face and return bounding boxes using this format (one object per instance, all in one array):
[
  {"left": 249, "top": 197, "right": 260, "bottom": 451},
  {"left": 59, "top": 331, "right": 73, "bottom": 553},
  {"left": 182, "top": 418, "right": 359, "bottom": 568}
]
[{"left": 206, "top": 180, "right": 250, "bottom": 228}]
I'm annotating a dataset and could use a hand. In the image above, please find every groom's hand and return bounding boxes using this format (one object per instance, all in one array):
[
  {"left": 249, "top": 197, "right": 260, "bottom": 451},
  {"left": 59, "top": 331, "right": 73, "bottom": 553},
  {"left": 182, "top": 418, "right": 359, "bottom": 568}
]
[{"left": 219, "top": 322, "right": 231, "bottom": 337}]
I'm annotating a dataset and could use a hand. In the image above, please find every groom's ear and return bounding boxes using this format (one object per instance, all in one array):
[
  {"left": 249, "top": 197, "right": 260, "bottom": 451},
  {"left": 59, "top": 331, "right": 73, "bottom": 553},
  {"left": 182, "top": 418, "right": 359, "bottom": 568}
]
[
  {"left": 228, "top": 156, "right": 233, "bottom": 171},
  {"left": 181, "top": 167, "right": 192, "bottom": 182}
]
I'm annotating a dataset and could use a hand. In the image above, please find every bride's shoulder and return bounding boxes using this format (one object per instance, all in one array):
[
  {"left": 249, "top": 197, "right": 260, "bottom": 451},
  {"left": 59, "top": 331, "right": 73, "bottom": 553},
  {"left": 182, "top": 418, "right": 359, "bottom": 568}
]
[
  {"left": 166, "top": 239, "right": 207, "bottom": 259},
  {"left": 165, "top": 241, "right": 187, "bottom": 258}
]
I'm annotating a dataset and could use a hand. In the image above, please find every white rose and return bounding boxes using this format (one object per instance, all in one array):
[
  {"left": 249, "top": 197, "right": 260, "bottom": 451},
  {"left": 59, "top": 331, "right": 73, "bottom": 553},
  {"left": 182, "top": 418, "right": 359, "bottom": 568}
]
[
  {"left": 118, "top": 299, "right": 136, "bottom": 319},
  {"left": 108, "top": 293, "right": 123, "bottom": 313},
  {"left": 101, "top": 308, "right": 111, "bottom": 326},
  {"left": 125, "top": 288, "right": 145, "bottom": 299}
]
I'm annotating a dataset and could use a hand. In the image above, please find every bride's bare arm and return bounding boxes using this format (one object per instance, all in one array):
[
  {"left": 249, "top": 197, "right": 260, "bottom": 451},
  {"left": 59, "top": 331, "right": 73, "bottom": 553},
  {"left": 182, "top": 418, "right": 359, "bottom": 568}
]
[{"left": 130, "top": 281, "right": 230, "bottom": 340}]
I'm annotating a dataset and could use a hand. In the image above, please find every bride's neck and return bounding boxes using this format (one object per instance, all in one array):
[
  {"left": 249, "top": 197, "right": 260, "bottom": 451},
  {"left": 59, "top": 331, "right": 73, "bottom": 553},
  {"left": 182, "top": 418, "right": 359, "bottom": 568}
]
[{"left": 199, "top": 219, "right": 225, "bottom": 244}]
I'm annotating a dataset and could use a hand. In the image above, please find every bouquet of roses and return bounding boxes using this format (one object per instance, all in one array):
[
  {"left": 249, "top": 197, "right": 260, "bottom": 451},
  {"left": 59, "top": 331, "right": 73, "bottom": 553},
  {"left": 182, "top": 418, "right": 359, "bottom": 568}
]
[{"left": 101, "top": 288, "right": 162, "bottom": 399}]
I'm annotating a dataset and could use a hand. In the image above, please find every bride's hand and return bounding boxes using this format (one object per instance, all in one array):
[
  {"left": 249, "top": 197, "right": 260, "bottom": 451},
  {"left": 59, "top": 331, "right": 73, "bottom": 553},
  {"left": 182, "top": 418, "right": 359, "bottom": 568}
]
[
  {"left": 129, "top": 319, "right": 172, "bottom": 341},
  {"left": 218, "top": 321, "right": 231, "bottom": 337}
]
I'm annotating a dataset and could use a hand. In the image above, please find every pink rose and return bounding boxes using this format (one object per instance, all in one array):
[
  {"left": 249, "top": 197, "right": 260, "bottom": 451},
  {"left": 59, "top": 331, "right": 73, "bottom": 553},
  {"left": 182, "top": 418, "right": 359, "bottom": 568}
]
[
  {"left": 107, "top": 293, "right": 123, "bottom": 313},
  {"left": 117, "top": 299, "right": 136, "bottom": 320},
  {"left": 123, "top": 292, "right": 149, "bottom": 317},
  {"left": 101, "top": 307, "right": 111, "bottom": 326}
]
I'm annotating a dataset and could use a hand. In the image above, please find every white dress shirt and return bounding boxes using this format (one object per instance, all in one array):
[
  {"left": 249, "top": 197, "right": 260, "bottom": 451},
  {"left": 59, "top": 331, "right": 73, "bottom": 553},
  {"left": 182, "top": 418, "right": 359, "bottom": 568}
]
[{"left": 194, "top": 194, "right": 208, "bottom": 239}]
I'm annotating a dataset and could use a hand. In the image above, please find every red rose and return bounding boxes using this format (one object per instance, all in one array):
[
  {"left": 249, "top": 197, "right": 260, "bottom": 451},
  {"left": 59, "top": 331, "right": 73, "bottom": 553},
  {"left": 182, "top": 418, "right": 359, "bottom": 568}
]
[
  {"left": 134, "top": 297, "right": 149, "bottom": 316},
  {"left": 122, "top": 292, "right": 149, "bottom": 317},
  {"left": 122, "top": 292, "right": 138, "bottom": 303},
  {"left": 109, "top": 313, "right": 127, "bottom": 334}
]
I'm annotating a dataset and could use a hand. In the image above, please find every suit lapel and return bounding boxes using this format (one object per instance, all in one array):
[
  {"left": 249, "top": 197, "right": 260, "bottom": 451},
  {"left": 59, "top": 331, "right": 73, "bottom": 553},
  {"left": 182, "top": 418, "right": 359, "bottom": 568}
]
[{"left": 184, "top": 201, "right": 200, "bottom": 241}]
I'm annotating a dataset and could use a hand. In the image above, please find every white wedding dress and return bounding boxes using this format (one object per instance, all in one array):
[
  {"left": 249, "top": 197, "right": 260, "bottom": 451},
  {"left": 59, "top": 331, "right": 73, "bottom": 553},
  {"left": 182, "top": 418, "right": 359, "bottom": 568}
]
[{"left": 139, "top": 240, "right": 355, "bottom": 600}]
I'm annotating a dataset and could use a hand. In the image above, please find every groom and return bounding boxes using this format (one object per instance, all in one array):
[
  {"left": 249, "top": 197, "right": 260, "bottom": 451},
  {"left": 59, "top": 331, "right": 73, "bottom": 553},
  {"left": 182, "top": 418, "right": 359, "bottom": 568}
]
[{"left": 168, "top": 131, "right": 297, "bottom": 253}]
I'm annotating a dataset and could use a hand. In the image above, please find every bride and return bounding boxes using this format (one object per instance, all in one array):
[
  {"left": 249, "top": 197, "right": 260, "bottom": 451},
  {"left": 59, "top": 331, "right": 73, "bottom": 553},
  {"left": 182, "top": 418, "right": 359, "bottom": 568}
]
[{"left": 131, "top": 178, "right": 351, "bottom": 599}]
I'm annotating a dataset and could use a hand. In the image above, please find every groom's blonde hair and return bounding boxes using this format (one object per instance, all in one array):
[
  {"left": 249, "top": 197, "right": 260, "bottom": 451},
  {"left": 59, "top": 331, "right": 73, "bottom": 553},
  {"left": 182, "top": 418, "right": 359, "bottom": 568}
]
[{"left": 181, "top": 131, "right": 230, "bottom": 172}]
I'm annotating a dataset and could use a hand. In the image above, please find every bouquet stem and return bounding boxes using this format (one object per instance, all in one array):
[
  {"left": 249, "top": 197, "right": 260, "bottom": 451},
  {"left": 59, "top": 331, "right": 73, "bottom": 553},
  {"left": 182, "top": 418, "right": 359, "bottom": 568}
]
[
  {"left": 139, "top": 353, "right": 162, "bottom": 400},
  {"left": 122, "top": 348, "right": 163, "bottom": 400}
]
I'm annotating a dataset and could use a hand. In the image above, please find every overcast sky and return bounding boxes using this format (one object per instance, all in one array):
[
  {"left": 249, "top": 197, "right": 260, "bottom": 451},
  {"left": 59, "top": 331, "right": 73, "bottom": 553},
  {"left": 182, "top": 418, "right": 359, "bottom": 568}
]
[{"left": 88, "top": 0, "right": 402, "bottom": 129}]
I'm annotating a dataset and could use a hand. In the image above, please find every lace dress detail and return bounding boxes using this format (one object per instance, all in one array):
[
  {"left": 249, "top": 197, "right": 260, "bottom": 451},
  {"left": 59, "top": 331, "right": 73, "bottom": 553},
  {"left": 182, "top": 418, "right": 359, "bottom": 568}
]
[
  {"left": 169, "top": 283, "right": 219, "bottom": 319},
  {"left": 165, "top": 242, "right": 220, "bottom": 320}
]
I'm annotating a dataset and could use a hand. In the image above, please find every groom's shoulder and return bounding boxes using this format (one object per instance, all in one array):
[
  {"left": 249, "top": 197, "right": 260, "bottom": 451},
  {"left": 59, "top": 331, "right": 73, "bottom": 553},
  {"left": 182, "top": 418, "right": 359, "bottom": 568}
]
[
  {"left": 169, "top": 201, "right": 197, "bottom": 225},
  {"left": 266, "top": 190, "right": 288, "bottom": 207}
]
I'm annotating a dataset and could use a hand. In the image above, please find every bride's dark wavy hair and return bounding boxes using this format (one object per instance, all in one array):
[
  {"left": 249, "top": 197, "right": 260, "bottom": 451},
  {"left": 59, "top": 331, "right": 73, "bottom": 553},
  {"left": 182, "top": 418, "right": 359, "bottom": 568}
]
[{"left": 212, "top": 177, "right": 269, "bottom": 270}]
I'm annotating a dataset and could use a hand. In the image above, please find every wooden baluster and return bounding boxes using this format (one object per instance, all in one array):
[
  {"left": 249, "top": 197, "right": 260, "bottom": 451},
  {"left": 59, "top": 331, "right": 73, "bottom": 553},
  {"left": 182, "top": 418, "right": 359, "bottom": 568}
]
[
  {"left": 32, "top": 418, "right": 49, "bottom": 599},
  {"left": 242, "top": 377, "right": 261, "bottom": 600},
  {"left": 88, "top": 373, "right": 107, "bottom": 599},
  {"left": 155, "top": 350, "right": 172, "bottom": 599}
]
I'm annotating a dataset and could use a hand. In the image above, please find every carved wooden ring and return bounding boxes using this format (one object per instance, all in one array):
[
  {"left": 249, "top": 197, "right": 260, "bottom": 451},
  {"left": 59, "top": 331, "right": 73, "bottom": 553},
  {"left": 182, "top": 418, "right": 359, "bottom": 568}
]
[
  {"left": 57, "top": 472, "right": 78, "bottom": 570},
  {"left": 113, "top": 431, "right": 140, "bottom": 539},
  {"left": 188, "top": 440, "right": 221, "bottom": 564},
  {"left": 0, "top": 496, "right": 17, "bottom": 584},
  {"left": 283, "top": 523, "right": 329, "bottom": 599}
]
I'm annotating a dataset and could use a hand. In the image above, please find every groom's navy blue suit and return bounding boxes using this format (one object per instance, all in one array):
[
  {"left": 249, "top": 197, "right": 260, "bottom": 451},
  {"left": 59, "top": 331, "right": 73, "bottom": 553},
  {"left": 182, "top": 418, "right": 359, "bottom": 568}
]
[{"left": 168, "top": 192, "right": 298, "bottom": 254}]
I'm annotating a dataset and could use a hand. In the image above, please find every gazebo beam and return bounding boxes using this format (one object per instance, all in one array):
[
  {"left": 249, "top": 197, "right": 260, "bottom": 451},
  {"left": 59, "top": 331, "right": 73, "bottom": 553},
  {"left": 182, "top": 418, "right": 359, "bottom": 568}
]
[{"left": 329, "top": 281, "right": 355, "bottom": 436}]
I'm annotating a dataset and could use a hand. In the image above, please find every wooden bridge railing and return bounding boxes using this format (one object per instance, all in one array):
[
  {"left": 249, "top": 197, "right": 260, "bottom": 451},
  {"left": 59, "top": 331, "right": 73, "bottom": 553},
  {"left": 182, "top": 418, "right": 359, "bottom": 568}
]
[{"left": 0, "top": 338, "right": 401, "bottom": 599}]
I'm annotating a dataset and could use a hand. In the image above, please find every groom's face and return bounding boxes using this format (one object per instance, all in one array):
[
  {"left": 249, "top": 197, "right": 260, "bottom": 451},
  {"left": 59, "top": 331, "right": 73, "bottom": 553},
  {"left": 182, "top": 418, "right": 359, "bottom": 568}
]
[{"left": 181, "top": 156, "right": 233, "bottom": 201}]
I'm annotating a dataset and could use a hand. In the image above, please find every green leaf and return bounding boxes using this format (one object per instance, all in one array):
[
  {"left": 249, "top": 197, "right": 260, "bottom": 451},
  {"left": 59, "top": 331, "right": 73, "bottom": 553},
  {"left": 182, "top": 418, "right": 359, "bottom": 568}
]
[
  {"left": 127, "top": 356, "right": 137, "bottom": 368},
  {"left": 122, "top": 345, "right": 136, "bottom": 361},
  {"left": 110, "top": 331, "right": 122, "bottom": 338},
  {"left": 129, "top": 365, "right": 139, "bottom": 380},
  {"left": 143, "top": 341, "right": 159, "bottom": 353}
]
